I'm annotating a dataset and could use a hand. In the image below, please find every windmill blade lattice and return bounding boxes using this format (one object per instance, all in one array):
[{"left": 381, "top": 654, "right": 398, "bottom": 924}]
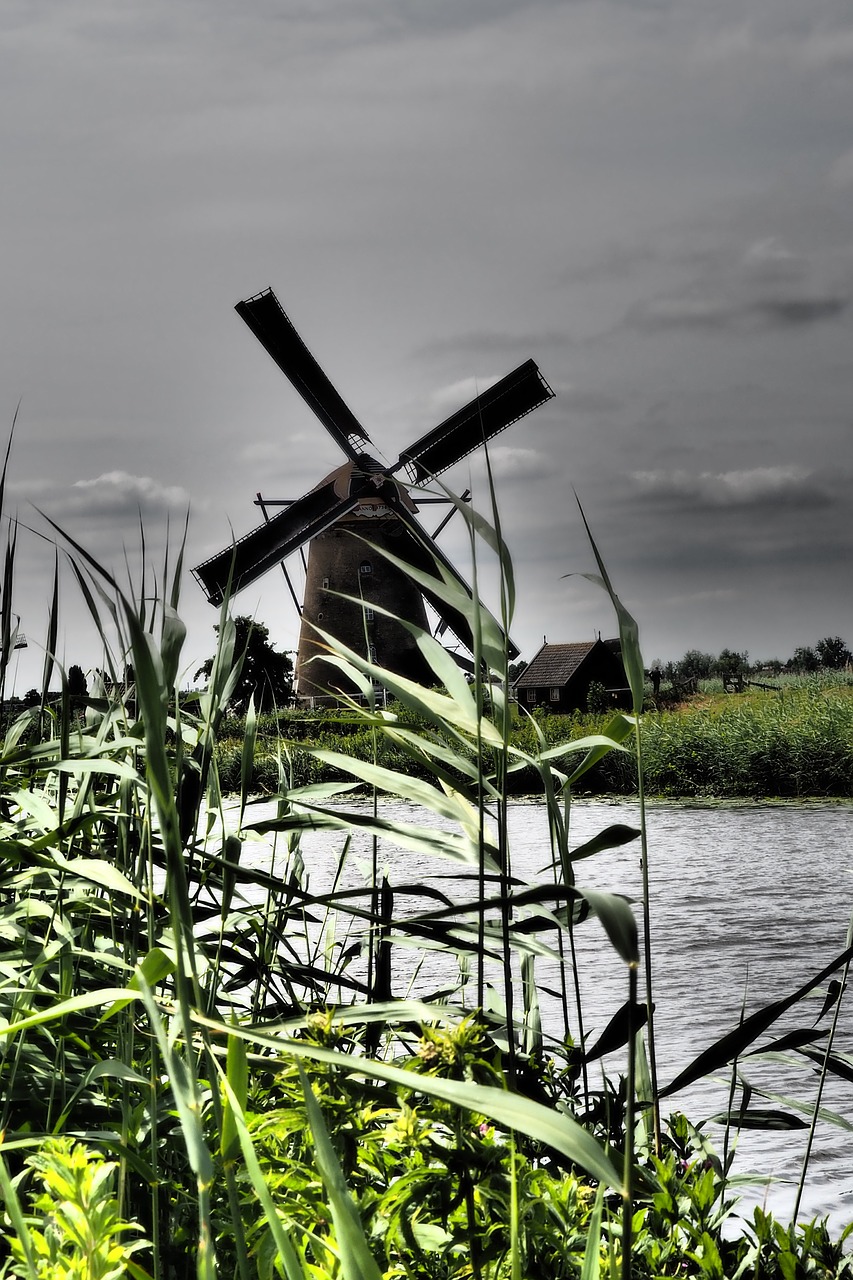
[
  {"left": 193, "top": 479, "right": 360, "bottom": 605},
  {"left": 236, "top": 288, "right": 375, "bottom": 461},
  {"left": 395, "top": 359, "right": 553, "bottom": 485}
]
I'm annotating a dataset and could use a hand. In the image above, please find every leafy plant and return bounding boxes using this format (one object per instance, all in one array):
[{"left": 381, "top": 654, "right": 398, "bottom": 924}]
[{"left": 3, "top": 1139, "right": 150, "bottom": 1280}]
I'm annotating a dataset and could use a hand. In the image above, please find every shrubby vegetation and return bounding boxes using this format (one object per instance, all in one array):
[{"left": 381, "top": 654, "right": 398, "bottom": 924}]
[{"left": 205, "top": 672, "right": 853, "bottom": 799}]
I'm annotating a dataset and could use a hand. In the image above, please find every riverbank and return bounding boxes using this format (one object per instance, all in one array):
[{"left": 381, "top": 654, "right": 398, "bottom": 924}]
[{"left": 213, "top": 677, "right": 853, "bottom": 799}]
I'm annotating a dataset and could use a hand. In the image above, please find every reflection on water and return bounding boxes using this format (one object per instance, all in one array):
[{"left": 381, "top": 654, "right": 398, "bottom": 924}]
[{"left": 238, "top": 795, "right": 853, "bottom": 1230}]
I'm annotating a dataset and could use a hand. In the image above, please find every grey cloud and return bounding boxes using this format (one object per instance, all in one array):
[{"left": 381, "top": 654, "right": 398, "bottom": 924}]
[
  {"left": 15, "top": 473, "right": 192, "bottom": 522},
  {"left": 630, "top": 465, "right": 831, "bottom": 509},
  {"left": 474, "top": 446, "right": 550, "bottom": 482},
  {"left": 756, "top": 297, "right": 848, "bottom": 325},
  {"left": 624, "top": 239, "right": 852, "bottom": 332}
]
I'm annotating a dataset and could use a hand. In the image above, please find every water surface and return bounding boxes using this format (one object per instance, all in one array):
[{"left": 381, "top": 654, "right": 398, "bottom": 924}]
[{"left": 238, "top": 796, "right": 853, "bottom": 1229}]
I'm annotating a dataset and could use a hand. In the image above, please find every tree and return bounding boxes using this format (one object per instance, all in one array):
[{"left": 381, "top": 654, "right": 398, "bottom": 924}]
[
  {"left": 790, "top": 645, "right": 819, "bottom": 674},
  {"left": 815, "top": 636, "right": 852, "bottom": 671},
  {"left": 714, "top": 648, "right": 749, "bottom": 688},
  {"left": 675, "top": 650, "right": 715, "bottom": 683},
  {"left": 195, "top": 616, "right": 293, "bottom": 713},
  {"left": 67, "top": 665, "right": 88, "bottom": 697}
]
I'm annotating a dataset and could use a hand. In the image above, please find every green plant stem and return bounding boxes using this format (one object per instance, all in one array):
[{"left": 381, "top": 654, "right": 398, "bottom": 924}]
[
  {"left": 792, "top": 947, "right": 852, "bottom": 1220},
  {"left": 622, "top": 962, "right": 638, "bottom": 1280},
  {"left": 634, "top": 718, "right": 661, "bottom": 1152}
]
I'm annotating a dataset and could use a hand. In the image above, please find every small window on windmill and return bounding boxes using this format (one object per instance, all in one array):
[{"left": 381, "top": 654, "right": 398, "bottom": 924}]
[
  {"left": 365, "top": 607, "right": 375, "bottom": 622},
  {"left": 550, "top": 687, "right": 560, "bottom": 702},
  {"left": 359, "top": 560, "right": 372, "bottom": 576},
  {"left": 322, "top": 576, "right": 330, "bottom": 590},
  {"left": 369, "top": 644, "right": 377, "bottom": 663},
  {"left": 317, "top": 612, "right": 324, "bottom": 621}
]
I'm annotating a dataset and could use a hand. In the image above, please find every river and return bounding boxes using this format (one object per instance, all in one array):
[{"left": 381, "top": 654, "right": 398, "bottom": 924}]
[{"left": 237, "top": 795, "right": 853, "bottom": 1231}]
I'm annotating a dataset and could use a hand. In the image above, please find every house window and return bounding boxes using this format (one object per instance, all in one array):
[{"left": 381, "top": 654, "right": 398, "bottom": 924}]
[
  {"left": 550, "top": 687, "right": 560, "bottom": 702},
  {"left": 526, "top": 689, "right": 536, "bottom": 703},
  {"left": 359, "top": 560, "right": 372, "bottom": 576}
]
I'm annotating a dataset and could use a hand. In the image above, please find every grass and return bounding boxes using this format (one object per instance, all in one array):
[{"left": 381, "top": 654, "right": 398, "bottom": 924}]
[{"left": 0, "top": 452, "right": 852, "bottom": 1276}]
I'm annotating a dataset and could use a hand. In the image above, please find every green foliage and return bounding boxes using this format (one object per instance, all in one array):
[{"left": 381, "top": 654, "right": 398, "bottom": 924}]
[
  {"left": 67, "top": 664, "right": 88, "bottom": 697},
  {"left": 792, "top": 645, "right": 820, "bottom": 674},
  {"left": 196, "top": 613, "right": 293, "bottom": 713},
  {"left": 212, "top": 679, "right": 853, "bottom": 798},
  {"left": 816, "top": 635, "right": 852, "bottom": 671},
  {"left": 586, "top": 680, "right": 610, "bottom": 713},
  {"left": 4, "top": 1139, "right": 149, "bottom": 1280}
]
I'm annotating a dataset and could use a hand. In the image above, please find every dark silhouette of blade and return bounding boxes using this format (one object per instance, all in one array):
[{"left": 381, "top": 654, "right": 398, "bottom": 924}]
[
  {"left": 235, "top": 288, "right": 374, "bottom": 461},
  {"left": 193, "top": 480, "right": 359, "bottom": 604},
  {"left": 395, "top": 359, "right": 554, "bottom": 484},
  {"left": 377, "top": 485, "right": 519, "bottom": 660}
]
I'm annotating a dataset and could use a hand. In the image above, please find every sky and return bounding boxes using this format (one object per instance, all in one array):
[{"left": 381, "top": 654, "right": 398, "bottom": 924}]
[{"left": 2, "top": 0, "right": 853, "bottom": 693}]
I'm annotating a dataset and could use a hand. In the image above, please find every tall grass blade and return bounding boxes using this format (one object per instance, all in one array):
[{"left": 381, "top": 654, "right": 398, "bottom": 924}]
[
  {"left": 298, "top": 1062, "right": 384, "bottom": 1280},
  {"left": 217, "top": 1066, "right": 308, "bottom": 1280},
  {"left": 793, "top": 909, "right": 853, "bottom": 1219},
  {"left": 580, "top": 1182, "right": 605, "bottom": 1280},
  {"left": 0, "top": 1141, "right": 38, "bottom": 1280}
]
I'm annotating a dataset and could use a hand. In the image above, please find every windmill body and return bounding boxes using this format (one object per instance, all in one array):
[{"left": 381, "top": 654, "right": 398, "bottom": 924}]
[
  {"left": 295, "top": 461, "right": 433, "bottom": 698},
  {"left": 193, "top": 288, "right": 554, "bottom": 704}
]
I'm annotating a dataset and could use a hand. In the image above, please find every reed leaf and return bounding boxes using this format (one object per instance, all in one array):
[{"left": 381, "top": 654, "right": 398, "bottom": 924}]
[
  {"left": 250, "top": 805, "right": 501, "bottom": 870},
  {"left": 216, "top": 1066, "right": 309, "bottom": 1280},
  {"left": 581, "top": 1182, "right": 605, "bottom": 1280},
  {"left": 661, "top": 941, "right": 853, "bottom": 1098}
]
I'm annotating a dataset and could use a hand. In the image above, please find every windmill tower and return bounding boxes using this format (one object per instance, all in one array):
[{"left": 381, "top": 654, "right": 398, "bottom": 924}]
[{"left": 193, "top": 288, "right": 554, "bottom": 703}]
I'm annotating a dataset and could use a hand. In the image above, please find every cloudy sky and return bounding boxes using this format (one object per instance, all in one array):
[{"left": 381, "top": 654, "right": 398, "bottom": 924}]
[{"left": 3, "top": 0, "right": 853, "bottom": 691}]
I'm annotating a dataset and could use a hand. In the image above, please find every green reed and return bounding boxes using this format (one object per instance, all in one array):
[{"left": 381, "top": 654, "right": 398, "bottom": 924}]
[{"left": 0, "top": 442, "right": 852, "bottom": 1275}]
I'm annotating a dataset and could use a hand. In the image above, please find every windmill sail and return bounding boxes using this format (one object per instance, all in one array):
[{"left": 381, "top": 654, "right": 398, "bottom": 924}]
[
  {"left": 235, "top": 289, "right": 374, "bottom": 460},
  {"left": 396, "top": 359, "right": 553, "bottom": 485},
  {"left": 194, "top": 480, "right": 359, "bottom": 604},
  {"left": 195, "top": 287, "right": 552, "bottom": 700}
]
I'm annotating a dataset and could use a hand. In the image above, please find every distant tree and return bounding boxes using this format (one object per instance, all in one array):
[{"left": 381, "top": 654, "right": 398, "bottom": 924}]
[
  {"left": 22, "top": 689, "right": 40, "bottom": 708},
  {"left": 195, "top": 616, "right": 293, "bottom": 713},
  {"left": 714, "top": 648, "right": 749, "bottom": 681},
  {"left": 675, "top": 650, "right": 715, "bottom": 683},
  {"left": 508, "top": 660, "right": 528, "bottom": 683},
  {"left": 815, "top": 636, "right": 852, "bottom": 671},
  {"left": 67, "top": 665, "right": 88, "bottom": 697},
  {"left": 790, "top": 645, "right": 819, "bottom": 674}
]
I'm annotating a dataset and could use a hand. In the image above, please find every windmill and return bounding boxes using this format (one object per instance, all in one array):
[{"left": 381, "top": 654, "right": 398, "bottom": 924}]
[{"left": 193, "top": 288, "right": 554, "bottom": 703}]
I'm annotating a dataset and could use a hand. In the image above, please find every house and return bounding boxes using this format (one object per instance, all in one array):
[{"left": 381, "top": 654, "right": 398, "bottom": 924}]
[{"left": 513, "top": 639, "right": 630, "bottom": 713}]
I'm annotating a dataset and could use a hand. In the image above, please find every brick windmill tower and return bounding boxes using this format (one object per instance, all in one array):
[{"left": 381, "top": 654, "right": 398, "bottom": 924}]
[{"left": 194, "top": 288, "right": 554, "bottom": 703}]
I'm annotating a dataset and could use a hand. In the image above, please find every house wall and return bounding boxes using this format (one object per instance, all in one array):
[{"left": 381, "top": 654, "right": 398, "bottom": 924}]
[{"left": 519, "top": 647, "right": 630, "bottom": 713}]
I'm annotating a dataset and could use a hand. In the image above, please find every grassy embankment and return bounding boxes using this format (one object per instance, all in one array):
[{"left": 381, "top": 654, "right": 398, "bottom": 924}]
[
  {"left": 1, "top": 470, "right": 853, "bottom": 1277},
  {"left": 216, "top": 673, "right": 853, "bottom": 800}
]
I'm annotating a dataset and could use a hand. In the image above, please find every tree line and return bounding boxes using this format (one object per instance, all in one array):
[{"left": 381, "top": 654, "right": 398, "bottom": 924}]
[{"left": 652, "top": 635, "right": 852, "bottom": 686}]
